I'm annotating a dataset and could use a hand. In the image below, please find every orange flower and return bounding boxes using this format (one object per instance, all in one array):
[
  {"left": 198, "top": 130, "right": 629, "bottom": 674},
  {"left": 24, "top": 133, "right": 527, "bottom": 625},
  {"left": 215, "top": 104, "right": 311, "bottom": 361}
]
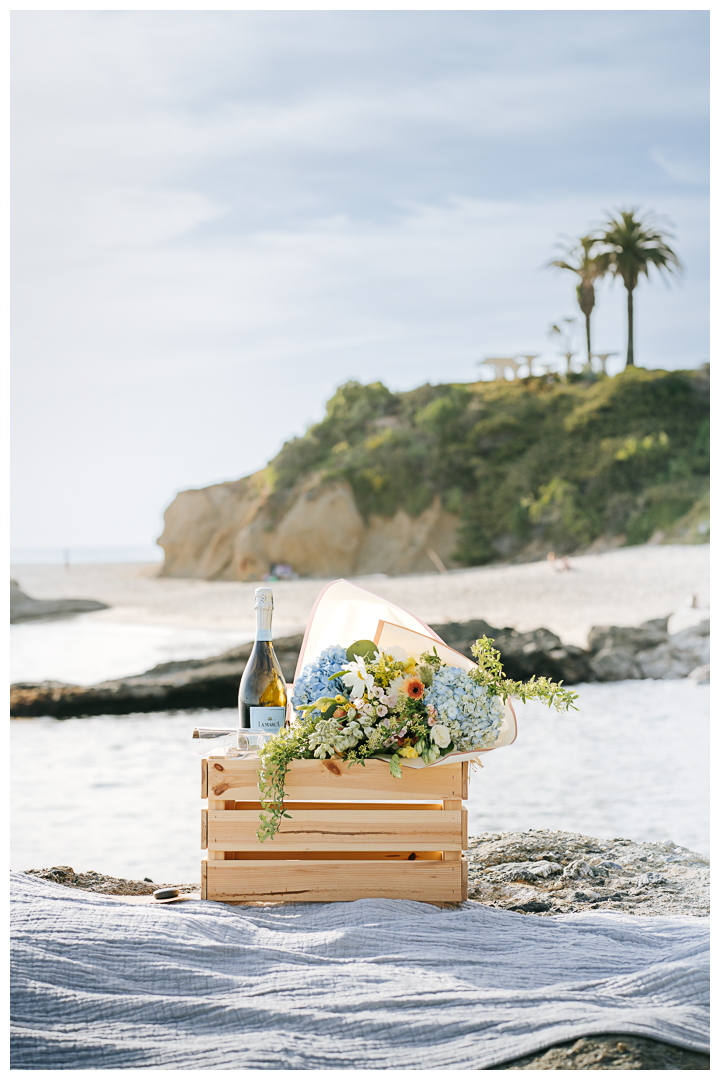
[{"left": 405, "top": 678, "right": 424, "bottom": 700}]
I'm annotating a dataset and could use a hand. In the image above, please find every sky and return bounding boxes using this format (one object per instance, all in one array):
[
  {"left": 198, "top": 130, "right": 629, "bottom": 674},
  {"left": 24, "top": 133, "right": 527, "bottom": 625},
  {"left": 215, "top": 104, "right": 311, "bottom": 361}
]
[{"left": 11, "top": 10, "right": 709, "bottom": 551}]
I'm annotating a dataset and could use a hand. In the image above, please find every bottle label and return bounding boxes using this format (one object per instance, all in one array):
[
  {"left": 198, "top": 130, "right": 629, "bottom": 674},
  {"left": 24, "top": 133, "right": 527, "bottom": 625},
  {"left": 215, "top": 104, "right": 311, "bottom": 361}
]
[{"left": 249, "top": 706, "right": 286, "bottom": 733}]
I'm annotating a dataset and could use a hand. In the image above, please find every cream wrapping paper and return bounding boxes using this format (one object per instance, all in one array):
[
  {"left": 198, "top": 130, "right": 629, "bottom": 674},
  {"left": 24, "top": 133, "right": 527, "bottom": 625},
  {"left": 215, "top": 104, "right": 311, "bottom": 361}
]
[{"left": 293, "top": 578, "right": 516, "bottom": 765}]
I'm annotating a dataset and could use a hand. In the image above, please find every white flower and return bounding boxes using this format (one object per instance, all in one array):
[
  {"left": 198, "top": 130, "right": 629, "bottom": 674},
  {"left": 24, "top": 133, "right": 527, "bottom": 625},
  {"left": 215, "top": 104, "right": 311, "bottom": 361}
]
[
  {"left": 430, "top": 724, "right": 451, "bottom": 748},
  {"left": 384, "top": 645, "right": 408, "bottom": 662},
  {"left": 342, "top": 657, "right": 375, "bottom": 699},
  {"left": 388, "top": 674, "right": 406, "bottom": 696},
  {"left": 376, "top": 704, "right": 388, "bottom": 717}
]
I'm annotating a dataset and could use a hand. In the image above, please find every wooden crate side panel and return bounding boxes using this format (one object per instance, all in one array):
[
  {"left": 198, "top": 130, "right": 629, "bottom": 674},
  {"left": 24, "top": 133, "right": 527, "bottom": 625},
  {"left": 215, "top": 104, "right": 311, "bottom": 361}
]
[
  {"left": 205, "top": 757, "right": 465, "bottom": 801},
  {"left": 461, "top": 856, "right": 468, "bottom": 901},
  {"left": 201, "top": 859, "right": 207, "bottom": 900},
  {"left": 205, "top": 859, "right": 464, "bottom": 903},
  {"left": 201, "top": 809, "right": 208, "bottom": 850},
  {"left": 201, "top": 758, "right": 208, "bottom": 799},
  {"left": 207, "top": 809, "right": 461, "bottom": 852}
]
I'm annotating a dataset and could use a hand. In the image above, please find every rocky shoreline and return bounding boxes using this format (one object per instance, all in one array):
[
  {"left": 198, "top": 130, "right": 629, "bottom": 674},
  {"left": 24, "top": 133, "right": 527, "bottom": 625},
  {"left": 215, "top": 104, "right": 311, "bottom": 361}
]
[
  {"left": 10, "top": 616, "right": 709, "bottom": 719},
  {"left": 10, "top": 580, "right": 108, "bottom": 624},
  {"left": 23, "top": 828, "right": 709, "bottom": 1070}
]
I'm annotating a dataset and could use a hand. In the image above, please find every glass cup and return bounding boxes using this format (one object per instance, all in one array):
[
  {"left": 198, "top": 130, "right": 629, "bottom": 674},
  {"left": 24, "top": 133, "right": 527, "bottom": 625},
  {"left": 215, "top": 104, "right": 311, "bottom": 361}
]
[{"left": 223, "top": 730, "right": 270, "bottom": 758}]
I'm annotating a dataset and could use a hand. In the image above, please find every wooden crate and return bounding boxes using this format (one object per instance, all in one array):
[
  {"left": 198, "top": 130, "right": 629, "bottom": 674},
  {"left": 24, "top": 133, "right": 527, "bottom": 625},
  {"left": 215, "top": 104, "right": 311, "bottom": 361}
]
[{"left": 201, "top": 756, "right": 469, "bottom": 903}]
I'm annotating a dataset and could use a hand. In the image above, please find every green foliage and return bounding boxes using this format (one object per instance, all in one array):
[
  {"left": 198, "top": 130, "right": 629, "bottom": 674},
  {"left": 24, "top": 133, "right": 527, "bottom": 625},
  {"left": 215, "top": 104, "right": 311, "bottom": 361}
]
[
  {"left": 256, "top": 717, "right": 316, "bottom": 842},
  {"left": 256, "top": 634, "right": 578, "bottom": 842},
  {"left": 265, "top": 366, "right": 708, "bottom": 564},
  {"left": 345, "top": 639, "right": 379, "bottom": 662},
  {"left": 470, "top": 637, "right": 579, "bottom": 713}
]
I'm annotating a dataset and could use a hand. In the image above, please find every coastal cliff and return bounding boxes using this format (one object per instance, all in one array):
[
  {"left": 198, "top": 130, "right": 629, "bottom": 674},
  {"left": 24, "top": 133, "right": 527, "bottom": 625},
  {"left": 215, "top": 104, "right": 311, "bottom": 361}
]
[
  {"left": 159, "top": 474, "right": 458, "bottom": 581},
  {"left": 158, "top": 368, "right": 709, "bottom": 581}
]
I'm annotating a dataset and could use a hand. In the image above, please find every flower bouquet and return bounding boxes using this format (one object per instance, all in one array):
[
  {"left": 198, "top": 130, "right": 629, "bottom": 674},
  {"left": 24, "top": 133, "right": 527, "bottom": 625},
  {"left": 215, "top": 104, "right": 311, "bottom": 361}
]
[{"left": 257, "top": 580, "right": 577, "bottom": 840}]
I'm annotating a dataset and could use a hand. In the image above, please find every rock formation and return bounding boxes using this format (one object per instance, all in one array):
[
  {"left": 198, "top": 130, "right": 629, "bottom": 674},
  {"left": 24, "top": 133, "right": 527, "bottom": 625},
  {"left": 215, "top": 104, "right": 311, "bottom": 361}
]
[
  {"left": 10, "top": 580, "right": 109, "bottom": 624},
  {"left": 10, "top": 616, "right": 709, "bottom": 719},
  {"left": 587, "top": 617, "right": 709, "bottom": 681},
  {"left": 158, "top": 473, "right": 459, "bottom": 581}
]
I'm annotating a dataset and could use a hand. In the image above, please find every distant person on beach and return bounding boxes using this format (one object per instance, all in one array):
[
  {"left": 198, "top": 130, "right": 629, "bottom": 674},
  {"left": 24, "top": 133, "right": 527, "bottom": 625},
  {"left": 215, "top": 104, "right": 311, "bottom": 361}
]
[{"left": 547, "top": 551, "right": 557, "bottom": 571}]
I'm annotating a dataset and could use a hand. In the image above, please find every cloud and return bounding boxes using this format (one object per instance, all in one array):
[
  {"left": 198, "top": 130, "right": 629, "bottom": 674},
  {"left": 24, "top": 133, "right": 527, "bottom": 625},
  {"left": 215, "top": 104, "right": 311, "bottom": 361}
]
[{"left": 10, "top": 10, "right": 709, "bottom": 547}]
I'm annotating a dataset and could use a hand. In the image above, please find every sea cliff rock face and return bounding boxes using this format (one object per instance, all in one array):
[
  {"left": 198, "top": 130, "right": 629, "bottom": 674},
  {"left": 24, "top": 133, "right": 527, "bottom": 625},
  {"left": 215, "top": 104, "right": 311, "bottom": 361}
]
[{"left": 158, "top": 472, "right": 459, "bottom": 581}]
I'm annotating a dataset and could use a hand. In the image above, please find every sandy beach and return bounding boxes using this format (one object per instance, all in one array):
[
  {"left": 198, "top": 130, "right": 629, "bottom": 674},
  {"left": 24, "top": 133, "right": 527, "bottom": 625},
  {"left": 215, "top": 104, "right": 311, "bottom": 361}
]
[{"left": 12, "top": 543, "right": 709, "bottom": 648}]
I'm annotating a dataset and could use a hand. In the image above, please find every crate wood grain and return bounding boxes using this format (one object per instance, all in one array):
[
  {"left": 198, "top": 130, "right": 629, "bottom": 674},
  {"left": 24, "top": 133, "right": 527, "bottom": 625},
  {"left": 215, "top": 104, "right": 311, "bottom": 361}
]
[
  {"left": 204, "top": 858, "right": 468, "bottom": 903},
  {"left": 200, "top": 757, "right": 469, "bottom": 902},
  {"left": 206, "top": 808, "right": 462, "bottom": 852},
  {"left": 202, "top": 756, "right": 468, "bottom": 802}
]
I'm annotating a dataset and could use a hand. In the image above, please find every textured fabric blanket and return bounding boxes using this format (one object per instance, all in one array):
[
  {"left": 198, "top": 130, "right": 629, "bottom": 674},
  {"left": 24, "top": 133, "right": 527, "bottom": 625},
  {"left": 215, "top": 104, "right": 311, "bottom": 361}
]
[{"left": 11, "top": 871, "right": 708, "bottom": 1070}]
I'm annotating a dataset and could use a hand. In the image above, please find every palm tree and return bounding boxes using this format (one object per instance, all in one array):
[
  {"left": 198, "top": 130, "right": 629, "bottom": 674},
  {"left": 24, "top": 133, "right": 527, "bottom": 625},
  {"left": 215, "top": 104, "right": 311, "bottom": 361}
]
[
  {"left": 599, "top": 209, "right": 682, "bottom": 368},
  {"left": 547, "top": 236, "right": 610, "bottom": 368}
]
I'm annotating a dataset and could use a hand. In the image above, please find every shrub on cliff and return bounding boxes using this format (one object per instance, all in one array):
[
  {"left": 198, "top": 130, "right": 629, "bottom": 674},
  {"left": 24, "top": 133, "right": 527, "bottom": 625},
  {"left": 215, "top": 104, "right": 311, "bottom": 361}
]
[{"left": 268, "top": 367, "right": 709, "bottom": 565}]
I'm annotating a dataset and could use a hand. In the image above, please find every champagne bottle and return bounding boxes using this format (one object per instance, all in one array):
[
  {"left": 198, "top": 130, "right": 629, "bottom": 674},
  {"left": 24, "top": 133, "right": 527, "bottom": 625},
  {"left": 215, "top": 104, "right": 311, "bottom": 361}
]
[{"left": 238, "top": 587, "right": 288, "bottom": 733}]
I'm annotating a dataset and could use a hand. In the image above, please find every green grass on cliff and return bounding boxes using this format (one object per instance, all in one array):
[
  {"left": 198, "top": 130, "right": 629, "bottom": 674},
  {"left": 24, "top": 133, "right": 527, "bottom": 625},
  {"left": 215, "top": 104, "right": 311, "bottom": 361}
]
[{"left": 267, "top": 366, "right": 709, "bottom": 565}]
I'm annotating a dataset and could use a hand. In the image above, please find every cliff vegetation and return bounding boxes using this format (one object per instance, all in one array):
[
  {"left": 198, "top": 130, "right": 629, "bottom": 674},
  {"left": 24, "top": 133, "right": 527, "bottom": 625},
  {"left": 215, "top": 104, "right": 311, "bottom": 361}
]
[{"left": 158, "top": 366, "right": 709, "bottom": 579}]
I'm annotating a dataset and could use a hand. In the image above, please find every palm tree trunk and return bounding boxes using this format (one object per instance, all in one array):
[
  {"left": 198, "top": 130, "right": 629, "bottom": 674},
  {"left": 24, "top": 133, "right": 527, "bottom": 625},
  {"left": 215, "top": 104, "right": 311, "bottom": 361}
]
[
  {"left": 585, "top": 312, "right": 592, "bottom": 368},
  {"left": 626, "top": 287, "right": 634, "bottom": 367}
]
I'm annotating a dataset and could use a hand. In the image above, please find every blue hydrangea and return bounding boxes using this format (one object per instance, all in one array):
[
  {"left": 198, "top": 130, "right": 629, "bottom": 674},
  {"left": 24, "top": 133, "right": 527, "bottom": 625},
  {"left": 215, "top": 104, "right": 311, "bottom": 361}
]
[
  {"left": 424, "top": 666, "right": 505, "bottom": 751},
  {"left": 291, "top": 645, "right": 348, "bottom": 714}
]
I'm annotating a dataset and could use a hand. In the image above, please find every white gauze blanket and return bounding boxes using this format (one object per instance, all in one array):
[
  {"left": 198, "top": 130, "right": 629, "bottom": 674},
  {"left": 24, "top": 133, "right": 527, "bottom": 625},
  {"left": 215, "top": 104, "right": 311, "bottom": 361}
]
[{"left": 11, "top": 872, "right": 708, "bottom": 1069}]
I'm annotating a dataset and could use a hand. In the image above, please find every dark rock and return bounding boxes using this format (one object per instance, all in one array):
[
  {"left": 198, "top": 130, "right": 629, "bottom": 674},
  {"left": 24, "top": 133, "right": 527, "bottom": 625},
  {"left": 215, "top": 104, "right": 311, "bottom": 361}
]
[
  {"left": 588, "top": 646, "right": 643, "bottom": 682},
  {"left": 10, "top": 634, "right": 305, "bottom": 718},
  {"left": 431, "top": 621, "right": 593, "bottom": 685},
  {"left": 10, "top": 580, "right": 109, "bottom": 624},
  {"left": 636, "top": 620, "right": 710, "bottom": 680},
  {"left": 508, "top": 900, "right": 552, "bottom": 913},
  {"left": 587, "top": 622, "right": 669, "bottom": 655}
]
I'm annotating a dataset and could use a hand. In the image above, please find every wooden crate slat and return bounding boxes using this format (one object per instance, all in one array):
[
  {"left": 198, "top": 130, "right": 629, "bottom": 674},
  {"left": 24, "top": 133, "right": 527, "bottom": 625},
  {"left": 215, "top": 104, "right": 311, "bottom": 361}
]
[
  {"left": 215, "top": 850, "right": 445, "bottom": 861},
  {"left": 204, "top": 858, "right": 467, "bottom": 903},
  {"left": 207, "top": 808, "right": 461, "bottom": 852},
  {"left": 205, "top": 757, "right": 466, "bottom": 802},
  {"left": 220, "top": 800, "right": 445, "bottom": 812}
]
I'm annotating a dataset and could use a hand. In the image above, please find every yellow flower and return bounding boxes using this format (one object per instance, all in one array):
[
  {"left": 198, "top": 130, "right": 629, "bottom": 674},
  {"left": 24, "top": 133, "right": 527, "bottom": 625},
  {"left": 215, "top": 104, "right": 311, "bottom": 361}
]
[
  {"left": 403, "top": 657, "right": 417, "bottom": 671},
  {"left": 335, "top": 694, "right": 347, "bottom": 704},
  {"left": 398, "top": 745, "right": 418, "bottom": 758}
]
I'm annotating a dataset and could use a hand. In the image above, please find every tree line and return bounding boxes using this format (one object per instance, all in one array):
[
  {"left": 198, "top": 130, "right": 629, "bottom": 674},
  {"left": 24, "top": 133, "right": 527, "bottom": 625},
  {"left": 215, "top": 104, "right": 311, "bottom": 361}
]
[{"left": 547, "top": 208, "right": 681, "bottom": 370}]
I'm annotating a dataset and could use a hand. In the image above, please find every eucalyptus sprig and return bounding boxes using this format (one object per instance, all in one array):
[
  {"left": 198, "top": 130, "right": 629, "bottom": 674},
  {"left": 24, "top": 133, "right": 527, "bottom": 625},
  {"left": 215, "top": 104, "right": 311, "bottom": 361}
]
[{"left": 470, "top": 636, "right": 579, "bottom": 712}]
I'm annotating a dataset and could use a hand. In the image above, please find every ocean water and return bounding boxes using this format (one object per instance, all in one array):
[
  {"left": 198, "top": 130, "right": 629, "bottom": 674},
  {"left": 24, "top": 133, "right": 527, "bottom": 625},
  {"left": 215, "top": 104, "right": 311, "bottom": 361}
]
[
  {"left": 11, "top": 616, "right": 247, "bottom": 686},
  {"left": 11, "top": 680, "right": 708, "bottom": 883}
]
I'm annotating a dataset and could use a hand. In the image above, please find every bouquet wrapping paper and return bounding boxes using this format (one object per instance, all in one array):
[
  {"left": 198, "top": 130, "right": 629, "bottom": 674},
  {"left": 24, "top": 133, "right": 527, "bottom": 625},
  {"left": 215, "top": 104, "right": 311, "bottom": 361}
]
[{"left": 293, "top": 578, "right": 516, "bottom": 765}]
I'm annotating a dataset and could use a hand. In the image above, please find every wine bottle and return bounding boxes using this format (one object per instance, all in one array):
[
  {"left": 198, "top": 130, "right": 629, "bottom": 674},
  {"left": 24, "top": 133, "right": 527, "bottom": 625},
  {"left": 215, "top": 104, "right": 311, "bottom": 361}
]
[{"left": 238, "top": 587, "right": 288, "bottom": 733}]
